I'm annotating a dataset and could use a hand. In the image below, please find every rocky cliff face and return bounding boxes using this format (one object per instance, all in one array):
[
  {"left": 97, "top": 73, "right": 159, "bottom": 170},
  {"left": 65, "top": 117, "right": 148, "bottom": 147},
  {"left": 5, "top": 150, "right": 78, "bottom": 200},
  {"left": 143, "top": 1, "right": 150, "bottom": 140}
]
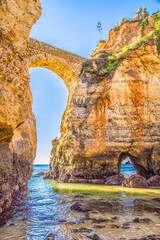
[
  {"left": 49, "top": 14, "right": 160, "bottom": 183},
  {"left": 0, "top": 0, "right": 41, "bottom": 219}
]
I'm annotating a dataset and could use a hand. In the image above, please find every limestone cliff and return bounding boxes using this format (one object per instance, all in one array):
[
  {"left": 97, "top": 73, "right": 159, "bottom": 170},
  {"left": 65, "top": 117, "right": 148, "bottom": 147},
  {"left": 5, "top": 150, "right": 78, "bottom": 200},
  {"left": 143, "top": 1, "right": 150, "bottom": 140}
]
[
  {"left": 0, "top": 0, "right": 41, "bottom": 219},
  {"left": 49, "top": 13, "right": 160, "bottom": 183},
  {"left": 0, "top": 0, "right": 85, "bottom": 219}
]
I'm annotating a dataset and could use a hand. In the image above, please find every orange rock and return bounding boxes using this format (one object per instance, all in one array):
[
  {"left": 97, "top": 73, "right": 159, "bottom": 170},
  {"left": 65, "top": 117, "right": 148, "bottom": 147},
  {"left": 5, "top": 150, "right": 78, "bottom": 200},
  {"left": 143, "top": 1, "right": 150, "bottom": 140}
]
[{"left": 49, "top": 14, "right": 160, "bottom": 183}]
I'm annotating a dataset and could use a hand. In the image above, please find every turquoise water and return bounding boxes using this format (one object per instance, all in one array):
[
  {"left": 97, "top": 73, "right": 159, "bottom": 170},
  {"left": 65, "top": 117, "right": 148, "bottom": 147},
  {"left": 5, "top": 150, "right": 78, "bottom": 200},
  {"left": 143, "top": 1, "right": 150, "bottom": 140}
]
[
  {"left": 0, "top": 164, "right": 160, "bottom": 240},
  {"left": 121, "top": 163, "right": 137, "bottom": 177}
]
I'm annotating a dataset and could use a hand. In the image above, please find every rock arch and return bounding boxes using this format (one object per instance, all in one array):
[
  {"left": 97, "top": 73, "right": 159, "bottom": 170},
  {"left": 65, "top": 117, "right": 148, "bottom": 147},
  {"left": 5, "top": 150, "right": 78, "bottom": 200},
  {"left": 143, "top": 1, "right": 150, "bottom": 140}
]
[
  {"left": 27, "top": 38, "right": 85, "bottom": 93},
  {"left": 117, "top": 152, "right": 151, "bottom": 179}
]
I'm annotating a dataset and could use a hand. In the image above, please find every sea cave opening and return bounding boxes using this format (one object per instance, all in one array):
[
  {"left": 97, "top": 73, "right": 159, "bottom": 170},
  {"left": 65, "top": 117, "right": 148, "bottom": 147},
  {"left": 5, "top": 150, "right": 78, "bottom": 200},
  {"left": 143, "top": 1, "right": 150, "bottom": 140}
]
[
  {"left": 29, "top": 67, "right": 68, "bottom": 168},
  {"left": 118, "top": 153, "right": 137, "bottom": 178}
]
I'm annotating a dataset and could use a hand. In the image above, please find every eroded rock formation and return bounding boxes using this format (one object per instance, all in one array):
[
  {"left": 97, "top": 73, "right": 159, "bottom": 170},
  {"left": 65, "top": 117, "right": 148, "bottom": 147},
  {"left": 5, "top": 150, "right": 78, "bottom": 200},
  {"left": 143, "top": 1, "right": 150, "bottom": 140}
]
[
  {"left": 49, "top": 14, "right": 160, "bottom": 183},
  {"left": 122, "top": 175, "right": 148, "bottom": 188},
  {"left": 0, "top": 0, "right": 41, "bottom": 218}
]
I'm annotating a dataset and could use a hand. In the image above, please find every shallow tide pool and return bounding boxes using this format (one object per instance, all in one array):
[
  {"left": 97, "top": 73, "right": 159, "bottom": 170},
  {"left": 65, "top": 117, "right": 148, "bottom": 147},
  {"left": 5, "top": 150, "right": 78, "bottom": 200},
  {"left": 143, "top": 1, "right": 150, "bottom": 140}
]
[{"left": 0, "top": 165, "right": 160, "bottom": 240}]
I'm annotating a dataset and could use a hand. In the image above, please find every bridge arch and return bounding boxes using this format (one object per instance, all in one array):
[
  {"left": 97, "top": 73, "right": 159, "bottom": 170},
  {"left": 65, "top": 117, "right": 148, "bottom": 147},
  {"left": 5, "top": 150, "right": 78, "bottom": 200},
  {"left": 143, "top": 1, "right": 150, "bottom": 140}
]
[
  {"left": 26, "top": 38, "right": 86, "bottom": 165},
  {"left": 27, "top": 38, "right": 86, "bottom": 94}
]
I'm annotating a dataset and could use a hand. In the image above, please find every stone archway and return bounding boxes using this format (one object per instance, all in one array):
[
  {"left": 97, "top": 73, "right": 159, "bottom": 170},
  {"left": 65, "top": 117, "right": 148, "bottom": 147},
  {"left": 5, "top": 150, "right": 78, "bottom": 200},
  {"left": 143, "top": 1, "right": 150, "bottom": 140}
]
[
  {"left": 27, "top": 38, "right": 85, "bottom": 93},
  {"left": 27, "top": 39, "right": 86, "bottom": 172}
]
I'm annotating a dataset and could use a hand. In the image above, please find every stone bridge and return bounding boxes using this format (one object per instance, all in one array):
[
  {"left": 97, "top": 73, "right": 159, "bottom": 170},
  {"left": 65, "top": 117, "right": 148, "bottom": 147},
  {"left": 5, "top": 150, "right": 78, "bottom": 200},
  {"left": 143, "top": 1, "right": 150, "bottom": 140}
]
[{"left": 27, "top": 38, "right": 86, "bottom": 93}]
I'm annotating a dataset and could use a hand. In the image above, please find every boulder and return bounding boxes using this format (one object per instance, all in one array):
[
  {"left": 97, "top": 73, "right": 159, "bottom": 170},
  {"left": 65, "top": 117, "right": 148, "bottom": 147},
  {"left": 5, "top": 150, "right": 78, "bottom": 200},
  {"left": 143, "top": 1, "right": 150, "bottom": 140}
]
[
  {"left": 37, "top": 172, "right": 45, "bottom": 176},
  {"left": 43, "top": 172, "right": 54, "bottom": 180},
  {"left": 105, "top": 174, "right": 125, "bottom": 185},
  {"left": 45, "top": 233, "right": 55, "bottom": 240},
  {"left": 70, "top": 202, "right": 91, "bottom": 212},
  {"left": 87, "top": 234, "right": 101, "bottom": 240},
  {"left": 133, "top": 217, "right": 152, "bottom": 223},
  {"left": 139, "top": 234, "right": 160, "bottom": 240},
  {"left": 122, "top": 174, "right": 148, "bottom": 188},
  {"left": 147, "top": 175, "right": 160, "bottom": 187},
  {"left": 58, "top": 219, "right": 66, "bottom": 223}
]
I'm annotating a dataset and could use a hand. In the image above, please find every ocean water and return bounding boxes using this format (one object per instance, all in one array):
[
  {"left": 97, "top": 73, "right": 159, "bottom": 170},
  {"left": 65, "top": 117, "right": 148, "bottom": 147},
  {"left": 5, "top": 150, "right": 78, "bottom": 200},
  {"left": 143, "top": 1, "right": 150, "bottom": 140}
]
[
  {"left": 0, "top": 164, "right": 160, "bottom": 240},
  {"left": 120, "top": 163, "right": 137, "bottom": 177}
]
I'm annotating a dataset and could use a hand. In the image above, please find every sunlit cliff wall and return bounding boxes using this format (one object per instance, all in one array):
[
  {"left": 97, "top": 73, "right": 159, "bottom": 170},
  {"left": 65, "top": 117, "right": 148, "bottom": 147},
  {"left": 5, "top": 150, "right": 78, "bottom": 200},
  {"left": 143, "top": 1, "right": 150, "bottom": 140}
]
[
  {"left": 49, "top": 14, "right": 160, "bottom": 183},
  {"left": 0, "top": 0, "right": 41, "bottom": 217}
]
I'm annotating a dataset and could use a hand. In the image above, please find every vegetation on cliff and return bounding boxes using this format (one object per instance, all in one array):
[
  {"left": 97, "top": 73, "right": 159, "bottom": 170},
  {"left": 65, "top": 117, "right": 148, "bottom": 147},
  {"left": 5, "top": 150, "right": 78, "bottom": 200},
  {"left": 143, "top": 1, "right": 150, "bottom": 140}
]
[{"left": 91, "top": 10, "right": 160, "bottom": 75}]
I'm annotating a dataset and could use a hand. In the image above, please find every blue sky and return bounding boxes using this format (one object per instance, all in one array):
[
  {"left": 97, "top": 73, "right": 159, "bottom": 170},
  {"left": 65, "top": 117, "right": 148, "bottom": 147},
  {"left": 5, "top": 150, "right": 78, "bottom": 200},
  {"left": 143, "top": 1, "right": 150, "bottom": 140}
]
[{"left": 30, "top": 0, "right": 160, "bottom": 164}]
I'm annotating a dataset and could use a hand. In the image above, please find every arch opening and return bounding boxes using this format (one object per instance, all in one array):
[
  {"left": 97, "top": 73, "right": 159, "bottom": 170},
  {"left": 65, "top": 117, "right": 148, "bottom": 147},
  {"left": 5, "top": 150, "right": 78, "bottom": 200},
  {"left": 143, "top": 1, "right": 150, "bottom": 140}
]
[
  {"left": 29, "top": 67, "right": 68, "bottom": 164},
  {"left": 120, "top": 157, "right": 137, "bottom": 178},
  {"left": 117, "top": 152, "right": 152, "bottom": 179},
  {"left": 117, "top": 152, "right": 137, "bottom": 178}
]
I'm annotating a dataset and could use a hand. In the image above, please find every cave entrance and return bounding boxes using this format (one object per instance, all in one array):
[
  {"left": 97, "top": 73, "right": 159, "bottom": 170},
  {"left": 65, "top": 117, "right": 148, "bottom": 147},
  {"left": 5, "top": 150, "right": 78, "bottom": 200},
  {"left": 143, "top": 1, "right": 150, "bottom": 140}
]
[
  {"left": 117, "top": 153, "right": 137, "bottom": 177},
  {"left": 29, "top": 67, "right": 68, "bottom": 165},
  {"left": 120, "top": 157, "right": 137, "bottom": 177}
]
